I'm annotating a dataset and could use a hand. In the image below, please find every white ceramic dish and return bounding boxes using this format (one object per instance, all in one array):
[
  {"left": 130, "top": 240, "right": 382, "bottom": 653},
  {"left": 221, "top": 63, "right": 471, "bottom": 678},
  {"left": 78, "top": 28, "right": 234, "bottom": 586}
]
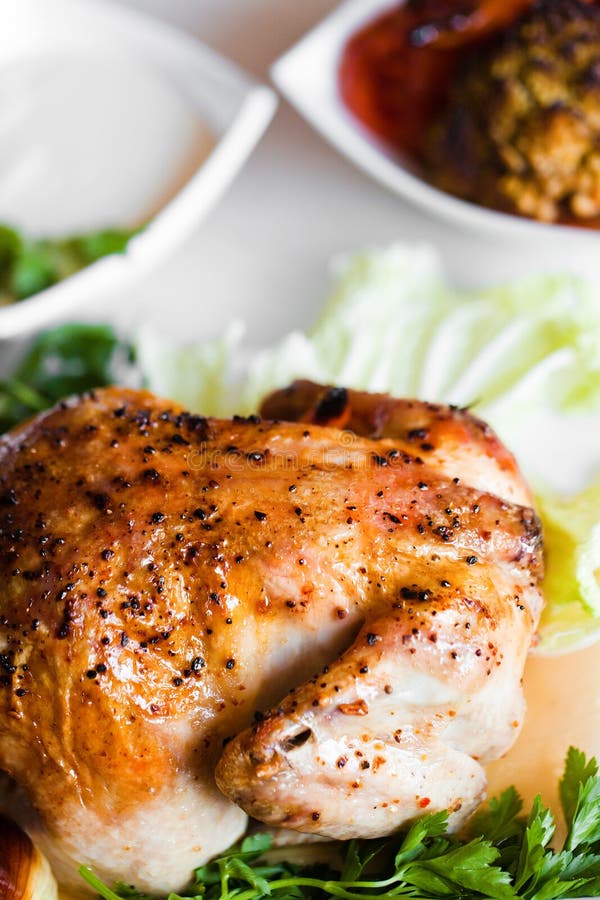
[
  {"left": 271, "top": 0, "right": 600, "bottom": 251},
  {"left": 0, "top": 0, "right": 277, "bottom": 340}
]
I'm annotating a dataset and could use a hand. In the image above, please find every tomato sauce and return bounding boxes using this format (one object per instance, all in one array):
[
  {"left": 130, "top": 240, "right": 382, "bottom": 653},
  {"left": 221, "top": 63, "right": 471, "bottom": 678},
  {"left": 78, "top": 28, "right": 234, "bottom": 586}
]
[{"left": 338, "top": 0, "right": 531, "bottom": 160}]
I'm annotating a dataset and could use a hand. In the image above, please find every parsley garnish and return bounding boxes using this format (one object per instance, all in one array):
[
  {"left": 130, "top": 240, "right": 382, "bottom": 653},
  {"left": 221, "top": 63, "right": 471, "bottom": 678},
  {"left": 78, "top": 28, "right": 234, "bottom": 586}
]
[
  {"left": 0, "top": 222, "right": 141, "bottom": 305},
  {"left": 79, "top": 747, "right": 600, "bottom": 900},
  {"left": 0, "top": 323, "right": 130, "bottom": 433}
]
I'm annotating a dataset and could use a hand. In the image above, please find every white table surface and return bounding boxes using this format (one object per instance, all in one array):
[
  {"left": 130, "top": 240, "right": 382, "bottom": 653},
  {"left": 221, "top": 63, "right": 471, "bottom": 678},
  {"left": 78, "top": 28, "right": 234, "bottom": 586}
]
[{"left": 34, "top": 0, "right": 594, "bottom": 349}]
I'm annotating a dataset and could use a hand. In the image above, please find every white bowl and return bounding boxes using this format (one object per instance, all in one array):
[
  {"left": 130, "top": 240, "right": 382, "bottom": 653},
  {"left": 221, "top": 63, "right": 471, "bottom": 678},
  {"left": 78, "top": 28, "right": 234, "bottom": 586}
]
[
  {"left": 271, "top": 0, "right": 600, "bottom": 252},
  {"left": 0, "top": 0, "right": 277, "bottom": 339}
]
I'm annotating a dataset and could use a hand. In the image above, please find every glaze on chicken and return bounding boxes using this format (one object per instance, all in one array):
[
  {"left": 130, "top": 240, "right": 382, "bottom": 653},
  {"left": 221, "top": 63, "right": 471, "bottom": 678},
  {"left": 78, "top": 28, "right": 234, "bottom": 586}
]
[{"left": 0, "top": 383, "right": 543, "bottom": 895}]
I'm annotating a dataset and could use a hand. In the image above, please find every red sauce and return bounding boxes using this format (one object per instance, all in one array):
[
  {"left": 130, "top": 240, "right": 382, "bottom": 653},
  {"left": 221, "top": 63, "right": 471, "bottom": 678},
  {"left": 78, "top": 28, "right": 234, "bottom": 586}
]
[{"left": 339, "top": 0, "right": 529, "bottom": 159}]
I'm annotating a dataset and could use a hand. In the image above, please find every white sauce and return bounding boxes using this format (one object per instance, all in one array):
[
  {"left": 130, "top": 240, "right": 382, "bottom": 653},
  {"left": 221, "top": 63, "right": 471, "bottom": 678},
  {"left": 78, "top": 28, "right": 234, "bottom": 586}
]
[{"left": 0, "top": 53, "right": 213, "bottom": 235}]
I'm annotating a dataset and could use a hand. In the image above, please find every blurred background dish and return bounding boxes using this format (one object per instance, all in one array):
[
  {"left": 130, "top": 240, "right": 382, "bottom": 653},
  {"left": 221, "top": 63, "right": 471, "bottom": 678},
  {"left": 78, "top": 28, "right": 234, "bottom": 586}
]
[
  {"left": 272, "top": 0, "right": 600, "bottom": 263},
  {"left": 5, "top": 0, "right": 599, "bottom": 364},
  {"left": 0, "top": 0, "right": 276, "bottom": 339},
  {"left": 421, "top": 0, "right": 600, "bottom": 225}
]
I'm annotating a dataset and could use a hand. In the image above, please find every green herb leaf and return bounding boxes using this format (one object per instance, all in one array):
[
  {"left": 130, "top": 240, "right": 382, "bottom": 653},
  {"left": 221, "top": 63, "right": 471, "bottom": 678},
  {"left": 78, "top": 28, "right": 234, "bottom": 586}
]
[
  {"left": 78, "top": 747, "right": 600, "bottom": 900},
  {"left": 471, "top": 785, "right": 524, "bottom": 845},
  {"left": 239, "top": 835, "right": 274, "bottom": 856},
  {"left": 402, "top": 839, "right": 515, "bottom": 899},
  {"left": 560, "top": 746, "right": 599, "bottom": 841},
  {"left": 0, "top": 224, "right": 22, "bottom": 271},
  {"left": 79, "top": 867, "right": 130, "bottom": 900},
  {"left": 10, "top": 242, "right": 60, "bottom": 299},
  {"left": 223, "top": 857, "right": 271, "bottom": 895},
  {"left": 394, "top": 810, "right": 449, "bottom": 868},
  {"left": 513, "top": 797, "right": 556, "bottom": 892},
  {"left": 0, "top": 323, "right": 126, "bottom": 433},
  {"left": 0, "top": 220, "right": 141, "bottom": 305},
  {"left": 68, "top": 226, "right": 140, "bottom": 264},
  {"left": 564, "top": 772, "right": 600, "bottom": 853},
  {"left": 340, "top": 839, "right": 387, "bottom": 882}
]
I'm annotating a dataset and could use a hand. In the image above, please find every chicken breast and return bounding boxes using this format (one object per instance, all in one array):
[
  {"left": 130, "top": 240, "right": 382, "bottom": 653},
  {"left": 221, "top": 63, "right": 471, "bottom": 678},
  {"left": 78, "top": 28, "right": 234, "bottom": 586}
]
[{"left": 0, "top": 383, "right": 543, "bottom": 895}]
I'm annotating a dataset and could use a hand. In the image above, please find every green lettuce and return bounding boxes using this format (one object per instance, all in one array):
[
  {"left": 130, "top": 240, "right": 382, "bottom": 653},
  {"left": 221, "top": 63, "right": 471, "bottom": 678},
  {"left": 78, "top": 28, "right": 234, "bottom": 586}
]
[
  {"left": 536, "top": 480, "right": 600, "bottom": 653},
  {"left": 138, "top": 245, "right": 600, "bottom": 421}
]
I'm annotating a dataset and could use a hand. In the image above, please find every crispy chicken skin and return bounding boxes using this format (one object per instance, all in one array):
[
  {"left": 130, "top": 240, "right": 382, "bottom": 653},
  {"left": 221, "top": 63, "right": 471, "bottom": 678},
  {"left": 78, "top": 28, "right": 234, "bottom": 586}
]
[{"left": 0, "top": 384, "right": 543, "bottom": 894}]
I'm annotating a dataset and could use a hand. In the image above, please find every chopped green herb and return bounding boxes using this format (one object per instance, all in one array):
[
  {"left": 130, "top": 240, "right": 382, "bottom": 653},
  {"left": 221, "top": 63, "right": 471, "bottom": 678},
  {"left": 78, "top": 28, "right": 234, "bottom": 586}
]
[
  {"left": 0, "top": 323, "right": 127, "bottom": 432},
  {"left": 0, "top": 221, "right": 141, "bottom": 305},
  {"left": 79, "top": 747, "right": 600, "bottom": 900}
]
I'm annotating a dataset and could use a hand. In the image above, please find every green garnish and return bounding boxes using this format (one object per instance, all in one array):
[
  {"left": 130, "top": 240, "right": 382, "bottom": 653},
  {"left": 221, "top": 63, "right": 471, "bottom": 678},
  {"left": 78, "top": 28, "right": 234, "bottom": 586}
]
[
  {"left": 79, "top": 747, "right": 600, "bottom": 900},
  {"left": 535, "top": 481, "right": 600, "bottom": 652},
  {"left": 0, "top": 323, "right": 127, "bottom": 432},
  {"left": 0, "top": 221, "right": 141, "bottom": 305}
]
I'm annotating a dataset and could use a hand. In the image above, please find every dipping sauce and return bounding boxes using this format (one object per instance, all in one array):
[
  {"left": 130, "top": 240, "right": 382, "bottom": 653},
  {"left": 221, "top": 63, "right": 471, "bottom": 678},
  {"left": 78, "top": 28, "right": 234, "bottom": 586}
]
[
  {"left": 339, "top": 0, "right": 600, "bottom": 226},
  {"left": 340, "top": 0, "right": 461, "bottom": 159},
  {"left": 339, "top": 0, "right": 529, "bottom": 158}
]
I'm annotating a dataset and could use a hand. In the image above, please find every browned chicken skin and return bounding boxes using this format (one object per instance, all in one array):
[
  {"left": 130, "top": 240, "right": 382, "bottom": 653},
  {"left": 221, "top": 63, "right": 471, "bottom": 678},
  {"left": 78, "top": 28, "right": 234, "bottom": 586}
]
[{"left": 0, "top": 383, "right": 543, "bottom": 895}]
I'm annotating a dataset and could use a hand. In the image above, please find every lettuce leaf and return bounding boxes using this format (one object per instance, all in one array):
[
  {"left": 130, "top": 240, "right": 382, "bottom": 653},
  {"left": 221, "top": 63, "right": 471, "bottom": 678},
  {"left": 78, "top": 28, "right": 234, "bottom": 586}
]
[
  {"left": 536, "top": 480, "right": 600, "bottom": 654},
  {"left": 139, "top": 245, "right": 600, "bottom": 420}
]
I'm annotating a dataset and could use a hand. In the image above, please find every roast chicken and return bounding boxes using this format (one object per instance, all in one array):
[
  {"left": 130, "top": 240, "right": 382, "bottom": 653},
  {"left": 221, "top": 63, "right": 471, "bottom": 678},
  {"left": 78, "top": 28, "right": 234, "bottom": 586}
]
[{"left": 0, "top": 381, "right": 543, "bottom": 895}]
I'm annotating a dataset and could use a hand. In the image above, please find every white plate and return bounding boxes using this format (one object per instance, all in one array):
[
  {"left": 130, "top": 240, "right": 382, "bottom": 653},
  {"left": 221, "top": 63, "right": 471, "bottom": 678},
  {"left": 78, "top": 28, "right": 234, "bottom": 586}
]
[
  {"left": 271, "top": 0, "right": 600, "bottom": 251},
  {"left": 0, "top": 0, "right": 277, "bottom": 339}
]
